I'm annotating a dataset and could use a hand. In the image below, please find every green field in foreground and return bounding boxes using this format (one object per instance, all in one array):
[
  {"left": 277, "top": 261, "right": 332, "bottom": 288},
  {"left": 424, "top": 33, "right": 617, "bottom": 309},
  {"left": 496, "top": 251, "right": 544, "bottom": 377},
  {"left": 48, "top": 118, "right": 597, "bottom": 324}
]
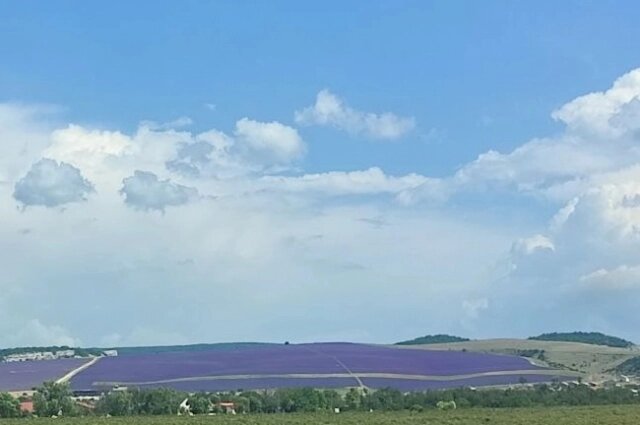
[{"left": 5, "top": 406, "right": 640, "bottom": 425}]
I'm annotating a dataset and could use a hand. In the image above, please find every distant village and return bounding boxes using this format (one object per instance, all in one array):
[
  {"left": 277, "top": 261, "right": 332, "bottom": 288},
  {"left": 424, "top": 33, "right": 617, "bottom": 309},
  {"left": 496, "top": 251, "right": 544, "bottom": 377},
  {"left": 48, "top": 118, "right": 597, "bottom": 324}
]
[{"left": 2, "top": 349, "right": 118, "bottom": 362}]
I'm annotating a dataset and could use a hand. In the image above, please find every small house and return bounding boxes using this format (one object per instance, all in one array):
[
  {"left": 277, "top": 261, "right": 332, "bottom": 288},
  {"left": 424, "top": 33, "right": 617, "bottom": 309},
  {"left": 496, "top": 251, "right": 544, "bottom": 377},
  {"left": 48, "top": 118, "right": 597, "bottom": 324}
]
[
  {"left": 217, "top": 402, "right": 236, "bottom": 414},
  {"left": 20, "top": 401, "right": 34, "bottom": 415}
]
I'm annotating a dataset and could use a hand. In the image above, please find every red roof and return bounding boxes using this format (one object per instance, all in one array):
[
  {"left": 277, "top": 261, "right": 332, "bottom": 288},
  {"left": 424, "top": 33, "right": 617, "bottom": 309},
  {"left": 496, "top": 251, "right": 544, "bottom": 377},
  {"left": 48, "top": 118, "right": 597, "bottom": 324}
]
[
  {"left": 218, "top": 402, "right": 235, "bottom": 407},
  {"left": 20, "top": 401, "right": 34, "bottom": 413}
]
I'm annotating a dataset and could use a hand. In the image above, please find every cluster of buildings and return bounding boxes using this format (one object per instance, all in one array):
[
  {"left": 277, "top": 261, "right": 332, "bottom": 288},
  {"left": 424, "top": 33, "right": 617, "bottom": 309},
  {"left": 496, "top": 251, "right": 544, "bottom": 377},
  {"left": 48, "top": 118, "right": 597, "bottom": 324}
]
[
  {"left": 3, "top": 349, "right": 118, "bottom": 362},
  {"left": 4, "top": 349, "right": 77, "bottom": 362}
]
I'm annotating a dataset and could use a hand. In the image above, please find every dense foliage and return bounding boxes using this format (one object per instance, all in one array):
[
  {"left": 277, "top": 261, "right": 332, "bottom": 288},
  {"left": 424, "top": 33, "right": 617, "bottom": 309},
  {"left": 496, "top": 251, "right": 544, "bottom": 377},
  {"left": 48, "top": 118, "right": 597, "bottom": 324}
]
[
  {"left": 395, "top": 334, "right": 470, "bottom": 345},
  {"left": 91, "top": 383, "right": 640, "bottom": 416},
  {"left": 613, "top": 357, "right": 640, "bottom": 375},
  {"left": 33, "top": 381, "right": 77, "bottom": 417},
  {"left": 528, "top": 332, "right": 635, "bottom": 348},
  {"left": 2, "top": 381, "right": 639, "bottom": 419},
  {"left": 0, "top": 393, "right": 21, "bottom": 418}
]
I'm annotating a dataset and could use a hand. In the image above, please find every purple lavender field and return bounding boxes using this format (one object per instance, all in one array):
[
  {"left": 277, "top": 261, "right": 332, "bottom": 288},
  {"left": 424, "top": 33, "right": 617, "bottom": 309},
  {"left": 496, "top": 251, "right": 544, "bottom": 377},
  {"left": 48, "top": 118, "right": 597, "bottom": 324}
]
[
  {"left": 69, "top": 343, "right": 569, "bottom": 392},
  {"left": 0, "top": 358, "right": 89, "bottom": 391},
  {"left": 136, "top": 377, "right": 361, "bottom": 392},
  {"left": 360, "top": 374, "right": 571, "bottom": 391}
]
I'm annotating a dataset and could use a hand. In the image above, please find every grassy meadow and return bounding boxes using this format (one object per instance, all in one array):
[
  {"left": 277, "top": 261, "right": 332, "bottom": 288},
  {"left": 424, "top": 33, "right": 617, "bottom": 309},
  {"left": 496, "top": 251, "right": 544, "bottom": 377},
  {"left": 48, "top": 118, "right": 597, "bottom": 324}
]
[{"left": 4, "top": 405, "right": 640, "bottom": 425}]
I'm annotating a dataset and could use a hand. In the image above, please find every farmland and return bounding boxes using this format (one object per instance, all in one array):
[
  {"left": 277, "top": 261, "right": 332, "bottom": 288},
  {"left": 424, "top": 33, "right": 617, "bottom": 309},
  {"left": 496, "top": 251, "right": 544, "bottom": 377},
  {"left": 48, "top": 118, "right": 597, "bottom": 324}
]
[
  {"left": 0, "top": 358, "right": 89, "bottom": 392},
  {"left": 67, "top": 343, "right": 573, "bottom": 393},
  {"left": 417, "top": 339, "right": 639, "bottom": 377},
  {"left": 1, "top": 406, "right": 640, "bottom": 424}
]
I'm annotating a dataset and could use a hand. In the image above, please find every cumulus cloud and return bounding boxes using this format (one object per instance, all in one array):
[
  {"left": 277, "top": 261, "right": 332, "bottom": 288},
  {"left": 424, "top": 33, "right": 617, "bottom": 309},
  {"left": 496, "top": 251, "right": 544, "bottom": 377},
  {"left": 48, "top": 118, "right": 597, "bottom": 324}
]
[
  {"left": 401, "top": 69, "right": 640, "bottom": 205},
  {"left": 512, "top": 235, "right": 555, "bottom": 256},
  {"left": 580, "top": 265, "right": 640, "bottom": 291},
  {"left": 234, "top": 117, "right": 305, "bottom": 164},
  {"left": 6, "top": 68, "right": 640, "bottom": 344},
  {"left": 163, "top": 119, "right": 305, "bottom": 178},
  {"left": 165, "top": 141, "right": 215, "bottom": 177},
  {"left": 13, "top": 158, "right": 94, "bottom": 207},
  {"left": 48, "top": 124, "right": 132, "bottom": 163},
  {"left": 295, "top": 89, "right": 415, "bottom": 140},
  {"left": 552, "top": 69, "right": 640, "bottom": 137},
  {"left": 120, "top": 170, "right": 198, "bottom": 211}
]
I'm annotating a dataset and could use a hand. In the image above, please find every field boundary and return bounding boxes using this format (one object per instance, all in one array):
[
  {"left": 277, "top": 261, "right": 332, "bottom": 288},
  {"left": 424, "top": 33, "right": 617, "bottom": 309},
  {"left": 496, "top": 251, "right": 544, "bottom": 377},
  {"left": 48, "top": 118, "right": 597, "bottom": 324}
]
[{"left": 91, "top": 368, "right": 579, "bottom": 387}]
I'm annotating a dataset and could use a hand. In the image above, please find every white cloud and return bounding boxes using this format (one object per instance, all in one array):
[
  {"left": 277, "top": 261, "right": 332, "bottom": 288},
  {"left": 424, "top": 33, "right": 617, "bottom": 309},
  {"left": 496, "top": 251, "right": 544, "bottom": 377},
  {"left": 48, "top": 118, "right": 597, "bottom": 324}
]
[
  {"left": 120, "top": 170, "right": 199, "bottom": 211},
  {"left": 259, "top": 167, "right": 427, "bottom": 195},
  {"left": 13, "top": 158, "right": 94, "bottom": 207},
  {"left": 162, "top": 119, "right": 306, "bottom": 179},
  {"left": 165, "top": 141, "right": 215, "bottom": 178},
  {"left": 580, "top": 265, "right": 640, "bottom": 291},
  {"left": 234, "top": 117, "right": 305, "bottom": 164},
  {"left": 403, "top": 69, "right": 640, "bottom": 206},
  {"left": 552, "top": 69, "right": 640, "bottom": 137},
  {"left": 295, "top": 89, "right": 415, "bottom": 140},
  {"left": 49, "top": 124, "right": 132, "bottom": 162},
  {"left": 5, "top": 68, "right": 640, "bottom": 345},
  {"left": 512, "top": 235, "right": 555, "bottom": 256},
  {"left": 0, "top": 101, "right": 509, "bottom": 345}
]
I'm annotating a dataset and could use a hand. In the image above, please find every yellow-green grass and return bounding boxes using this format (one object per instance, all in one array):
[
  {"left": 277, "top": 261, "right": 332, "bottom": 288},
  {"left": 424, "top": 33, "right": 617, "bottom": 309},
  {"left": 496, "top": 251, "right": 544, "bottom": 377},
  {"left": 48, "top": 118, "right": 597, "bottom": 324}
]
[{"left": 397, "top": 339, "right": 639, "bottom": 378}]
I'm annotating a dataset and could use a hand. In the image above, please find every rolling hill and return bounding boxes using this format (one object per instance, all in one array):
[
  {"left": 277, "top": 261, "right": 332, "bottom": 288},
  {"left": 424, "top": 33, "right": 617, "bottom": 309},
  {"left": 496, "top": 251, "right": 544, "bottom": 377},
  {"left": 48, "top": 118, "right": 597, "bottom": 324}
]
[
  {"left": 3, "top": 333, "right": 638, "bottom": 393},
  {"left": 395, "top": 334, "right": 470, "bottom": 345},
  {"left": 528, "top": 332, "right": 635, "bottom": 348}
]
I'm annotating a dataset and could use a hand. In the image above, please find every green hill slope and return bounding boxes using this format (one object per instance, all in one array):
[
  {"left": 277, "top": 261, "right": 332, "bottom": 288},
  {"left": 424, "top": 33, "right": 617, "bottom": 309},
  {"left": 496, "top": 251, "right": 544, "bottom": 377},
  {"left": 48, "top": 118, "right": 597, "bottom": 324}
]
[
  {"left": 395, "top": 334, "right": 470, "bottom": 345},
  {"left": 528, "top": 332, "right": 634, "bottom": 348},
  {"left": 612, "top": 356, "right": 640, "bottom": 375}
]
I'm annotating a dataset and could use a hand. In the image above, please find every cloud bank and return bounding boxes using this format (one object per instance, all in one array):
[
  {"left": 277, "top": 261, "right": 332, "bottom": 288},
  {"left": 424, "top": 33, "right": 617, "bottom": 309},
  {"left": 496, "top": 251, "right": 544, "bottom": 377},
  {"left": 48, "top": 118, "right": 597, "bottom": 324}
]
[{"left": 3, "top": 72, "right": 640, "bottom": 346}]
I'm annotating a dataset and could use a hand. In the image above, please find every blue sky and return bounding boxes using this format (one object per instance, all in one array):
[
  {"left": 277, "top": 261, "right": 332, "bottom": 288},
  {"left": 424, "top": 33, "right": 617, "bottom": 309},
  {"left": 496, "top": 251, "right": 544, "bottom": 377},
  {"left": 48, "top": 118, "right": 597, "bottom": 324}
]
[
  {"left": 3, "top": 0, "right": 640, "bottom": 175},
  {"left": 2, "top": 1, "right": 640, "bottom": 347}
]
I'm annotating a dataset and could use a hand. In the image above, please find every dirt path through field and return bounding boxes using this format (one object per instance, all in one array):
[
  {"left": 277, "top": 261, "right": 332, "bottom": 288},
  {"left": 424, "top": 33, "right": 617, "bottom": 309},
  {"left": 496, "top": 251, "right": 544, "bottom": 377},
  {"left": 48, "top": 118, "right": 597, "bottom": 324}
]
[
  {"left": 299, "top": 345, "right": 367, "bottom": 388},
  {"left": 56, "top": 357, "right": 101, "bottom": 384}
]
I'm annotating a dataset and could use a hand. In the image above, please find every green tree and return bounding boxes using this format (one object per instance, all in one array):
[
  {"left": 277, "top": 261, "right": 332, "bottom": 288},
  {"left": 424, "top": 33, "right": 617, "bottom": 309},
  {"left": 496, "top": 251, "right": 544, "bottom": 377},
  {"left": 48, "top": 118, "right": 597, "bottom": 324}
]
[
  {"left": 345, "top": 388, "right": 363, "bottom": 411},
  {"left": 0, "top": 393, "right": 21, "bottom": 418},
  {"left": 33, "top": 381, "right": 76, "bottom": 417},
  {"left": 129, "top": 388, "right": 186, "bottom": 415},
  {"left": 96, "top": 390, "right": 135, "bottom": 416},
  {"left": 188, "top": 393, "right": 212, "bottom": 414}
]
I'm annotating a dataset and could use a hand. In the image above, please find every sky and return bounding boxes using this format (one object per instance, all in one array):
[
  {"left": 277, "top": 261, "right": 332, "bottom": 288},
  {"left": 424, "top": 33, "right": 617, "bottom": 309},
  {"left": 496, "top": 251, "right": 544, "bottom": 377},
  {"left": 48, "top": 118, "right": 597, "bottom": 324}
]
[{"left": 2, "top": 1, "right": 640, "bottom": 347}]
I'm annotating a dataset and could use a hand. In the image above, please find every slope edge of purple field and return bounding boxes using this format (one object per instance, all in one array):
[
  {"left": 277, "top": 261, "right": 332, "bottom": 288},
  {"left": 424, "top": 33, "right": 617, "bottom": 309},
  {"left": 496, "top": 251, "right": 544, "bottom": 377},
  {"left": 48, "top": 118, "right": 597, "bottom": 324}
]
[
  {"left": 68, "top": 342, "right": 571, "bottom": 392},
  {"left": 0, "top": 358, "right": 90, "bottom": 392}
]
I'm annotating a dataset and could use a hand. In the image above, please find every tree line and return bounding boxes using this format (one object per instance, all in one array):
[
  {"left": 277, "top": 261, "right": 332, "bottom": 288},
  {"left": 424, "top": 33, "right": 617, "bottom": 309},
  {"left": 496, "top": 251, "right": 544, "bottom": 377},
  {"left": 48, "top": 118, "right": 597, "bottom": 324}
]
[
  {"left": 528, "top": 332, "right": 635, "bottom": 348},
  {"left": 1, "top": 381, "right": 639, "bottom": 418},
  {"left": 395, "top": 334, "right": 470, "bottom": 345}
]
